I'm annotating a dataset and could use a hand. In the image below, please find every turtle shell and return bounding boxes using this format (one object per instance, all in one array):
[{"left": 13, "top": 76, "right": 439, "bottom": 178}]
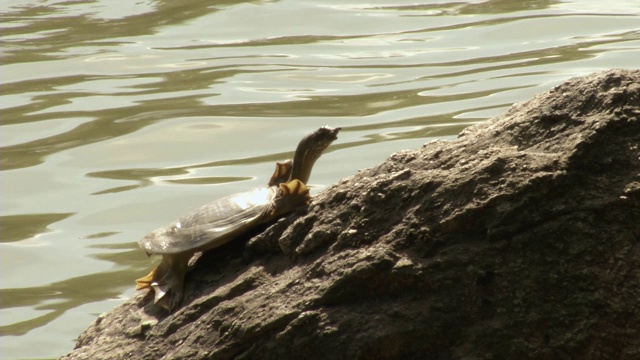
[{"left": 139, "top": 186, "right": 276, "bottom": 255}]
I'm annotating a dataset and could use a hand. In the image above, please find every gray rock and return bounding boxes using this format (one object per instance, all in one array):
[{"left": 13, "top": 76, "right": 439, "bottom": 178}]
[{"left": 62, "top": 69, "right": 640, "bottom": 360}]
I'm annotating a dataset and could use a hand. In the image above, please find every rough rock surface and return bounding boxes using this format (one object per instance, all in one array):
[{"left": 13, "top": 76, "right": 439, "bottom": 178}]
[{"left": 62, "top": 69, "right": 640, "bottom": 360}]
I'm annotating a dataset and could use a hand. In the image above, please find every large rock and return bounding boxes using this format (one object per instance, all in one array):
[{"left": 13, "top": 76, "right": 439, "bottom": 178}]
[{"left": 62, "top": 69, "right": 640, "bottom": 360}]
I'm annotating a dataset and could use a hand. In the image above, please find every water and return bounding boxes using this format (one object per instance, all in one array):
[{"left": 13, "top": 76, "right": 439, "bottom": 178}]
[{"left": 1, "top": 0, "right": 639, "bottom": 358}]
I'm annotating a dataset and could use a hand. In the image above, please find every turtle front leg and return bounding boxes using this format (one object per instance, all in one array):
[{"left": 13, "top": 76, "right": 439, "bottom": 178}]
[
  {"left": 136, "top": 252, "right": 192, "bottom": 311},
  {"left": 268, "top": 159, "right": 293, "bottom": 186}
]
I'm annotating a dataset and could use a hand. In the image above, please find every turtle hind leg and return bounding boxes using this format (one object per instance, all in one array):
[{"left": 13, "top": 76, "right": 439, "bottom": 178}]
[
  {"left": 151, "top": 279, "right": 183, "bottom": 312},
  {"left": 137, "top": 253, "right": 191, "bottom": 311}
]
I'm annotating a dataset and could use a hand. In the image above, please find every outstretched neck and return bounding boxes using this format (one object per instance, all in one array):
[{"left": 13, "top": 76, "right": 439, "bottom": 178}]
[{"left": 289, "top": 147, "right": 317, "bottom": 184}]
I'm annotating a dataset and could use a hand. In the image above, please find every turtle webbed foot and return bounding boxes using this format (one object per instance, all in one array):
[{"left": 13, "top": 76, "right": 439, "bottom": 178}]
[
  {"left": 276, "top": 180, "right": 310, "bottom": 212},
  {"left": 135, "top": 268, "right": 157, "bottom": 290}
]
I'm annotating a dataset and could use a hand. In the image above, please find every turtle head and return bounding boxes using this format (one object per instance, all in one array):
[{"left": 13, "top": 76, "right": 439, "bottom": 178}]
[{"left": 289, "top": 126, "right": 341, "bottom": 184}]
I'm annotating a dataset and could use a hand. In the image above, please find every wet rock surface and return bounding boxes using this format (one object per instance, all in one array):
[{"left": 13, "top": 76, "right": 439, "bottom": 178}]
[{"left": 62, "top": 69, "right": 640, "bottom": 360}]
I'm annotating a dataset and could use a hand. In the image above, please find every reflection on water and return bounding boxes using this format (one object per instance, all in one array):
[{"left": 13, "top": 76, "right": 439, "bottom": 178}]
[
  {"left": 1, "top": 0, "right": 639, "bottom": 358},
  {"left": 0, "top": 213, "right": 74, "bottom": 244}
]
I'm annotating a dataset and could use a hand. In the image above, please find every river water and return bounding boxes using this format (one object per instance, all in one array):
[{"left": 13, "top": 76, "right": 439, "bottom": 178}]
[{"left": 1, "top": 0, "right": 639, "bottom": 358}]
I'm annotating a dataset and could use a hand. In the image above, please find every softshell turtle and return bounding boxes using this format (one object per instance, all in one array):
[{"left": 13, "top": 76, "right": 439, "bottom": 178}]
[{"left": 135, "top": 126, "right": 340, "bottom": 311}]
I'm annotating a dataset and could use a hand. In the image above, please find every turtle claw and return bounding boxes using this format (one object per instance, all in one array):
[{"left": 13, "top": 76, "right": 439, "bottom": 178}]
[
  {"left": 151, "top": 282, "right": 168, "bottom": 303},
  {"left": 150, "top": 282, "right": 183, "bottom": 311}
]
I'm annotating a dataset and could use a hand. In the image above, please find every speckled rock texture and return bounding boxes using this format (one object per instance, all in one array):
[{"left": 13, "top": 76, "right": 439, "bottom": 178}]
[{"left": 62, "top": 69, "right": 640, "bottom": 360}]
